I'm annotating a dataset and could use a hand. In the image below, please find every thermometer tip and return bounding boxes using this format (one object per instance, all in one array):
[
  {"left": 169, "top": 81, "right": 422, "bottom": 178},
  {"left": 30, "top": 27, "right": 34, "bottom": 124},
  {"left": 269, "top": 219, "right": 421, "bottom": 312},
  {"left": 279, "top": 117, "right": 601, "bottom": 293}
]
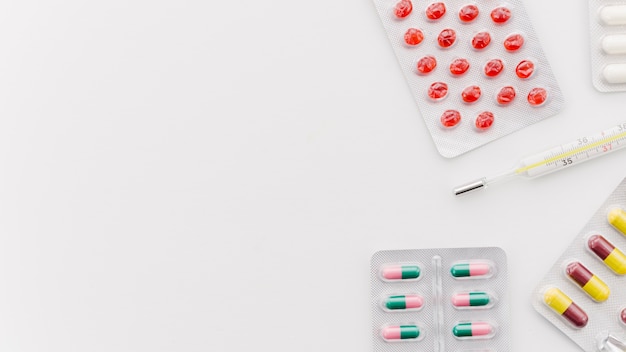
[{"left": 453, "top": 178, "right": 487, "bottom": 196}]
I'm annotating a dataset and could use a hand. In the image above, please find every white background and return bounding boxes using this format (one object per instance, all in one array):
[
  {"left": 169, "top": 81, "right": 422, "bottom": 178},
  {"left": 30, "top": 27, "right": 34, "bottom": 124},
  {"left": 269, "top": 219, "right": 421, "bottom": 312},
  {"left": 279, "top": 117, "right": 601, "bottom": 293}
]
[{"left": 0, "top": 0, "right": 624, "bottom": 351}]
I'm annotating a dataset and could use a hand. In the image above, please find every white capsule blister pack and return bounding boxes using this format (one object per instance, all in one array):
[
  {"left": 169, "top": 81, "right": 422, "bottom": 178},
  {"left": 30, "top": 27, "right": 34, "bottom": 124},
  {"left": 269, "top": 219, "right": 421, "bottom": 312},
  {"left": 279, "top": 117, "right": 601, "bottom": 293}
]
[
  {"left": 371, "top": 247, "right": 510, "bottom": 352},
  {"left": 371, "top": 0, "right": 564, "bottom": 158},
  {"left": 589, "top": 0, "right": 626, "bottom": 91},
  {"left": 533, "top": 177, "right": 626, "bottom": 352}
]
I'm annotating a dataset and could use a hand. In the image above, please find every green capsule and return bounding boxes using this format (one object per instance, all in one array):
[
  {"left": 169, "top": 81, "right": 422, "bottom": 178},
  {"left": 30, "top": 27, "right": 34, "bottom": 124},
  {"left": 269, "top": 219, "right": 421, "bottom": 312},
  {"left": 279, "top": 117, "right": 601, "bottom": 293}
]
[
  {"left": 385, "top": 294, "right": 423, "bottom": 310},
  {"left": 452, "top": 322, "right": 493, "bottom": 338}
]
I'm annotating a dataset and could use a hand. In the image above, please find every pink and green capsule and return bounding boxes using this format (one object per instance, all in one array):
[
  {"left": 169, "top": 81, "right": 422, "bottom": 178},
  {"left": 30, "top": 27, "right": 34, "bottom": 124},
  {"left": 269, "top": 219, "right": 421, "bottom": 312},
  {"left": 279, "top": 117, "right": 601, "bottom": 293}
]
[
  {"left": 450, "top": 262, "right": 492, "bottom": 278},
  {"left": 381, "top": 264, "right": 420, "bottom": 280},
  {"left": 451, "top": 292, "right": 491, "bottom": 307},
  {"left": 452, "top": 322, "right": 493, "bottom": 338},
  {"left": 385, "top": 294, "right": 423, "bottom": 310},
  {"left": 382, "top": 325, "right": 420, "bottom": 341}
]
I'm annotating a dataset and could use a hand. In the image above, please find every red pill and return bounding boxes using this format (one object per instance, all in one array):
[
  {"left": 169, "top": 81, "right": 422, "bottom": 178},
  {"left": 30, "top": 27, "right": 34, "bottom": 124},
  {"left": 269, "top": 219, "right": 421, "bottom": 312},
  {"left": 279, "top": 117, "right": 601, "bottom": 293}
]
[
  {"left": 516, "top": 60, "right": 534, "bottom": 79},
  {"left": 462, "top": 85, "right": 481, "bottom": 103},
  {"left": 428, "top": 82, "right": 448, "bottom": 100},
  {"left": 472, "top": 32, "right": 491, "bottom": 49},
  {"left": 621, "top": 308, "right": 626, "bottom": 325},
  {"left": 475, "top": 111, "right": 494, "bottom": 130},
  {"left": 441, "top": 110, "right": 461, "bottom": 127},
  {"left": 416, "top": 56, "right": 437, "bottom": 74},
  {"left": 404, "top": 28, "right": 424, "bottom": 45},
  {"left": 438, "top": 28, "right": 457, "bottom": 48},
  {"left": 490, "top": 7, "right": 511, "bottom": 23},
  {"left": 459, "top": 4, "right": 479, "bottom": 22},
  {"left": 426, "top": 2, "right": 446, "bottom": 20},
  {"left": 484, "top": 59, "right": 504, "bottom": 77},
  {"left": 527, "top": 87, "right": 547, "bottom": 106},
  {"left": 449, "top": 58, "right": 470, "bottom": 75},
  {"left": 496, "top": 86, "right": 516, "bottom": 105},
  {"left": 394, "top": 0, "right": 413, "bottom": 18},
  {"left": 504, "top": 33, "right": 524, "bottom": 51}
]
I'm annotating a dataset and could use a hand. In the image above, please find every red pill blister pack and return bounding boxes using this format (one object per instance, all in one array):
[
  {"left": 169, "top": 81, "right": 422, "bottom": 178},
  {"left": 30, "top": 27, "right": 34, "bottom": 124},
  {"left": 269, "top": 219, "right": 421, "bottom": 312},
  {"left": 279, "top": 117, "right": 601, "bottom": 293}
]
[
  {"left": 371, "top": 247, "right": 510, "bottom": 352},
  {"left": 533, "top": 178, "right": 626, "bottom": 352},
  {"left": 589, "top": 0, "right": 626, "bottom": 91},
  {"left": 372, "top": 0, "right": 564, "bottom": 157}
]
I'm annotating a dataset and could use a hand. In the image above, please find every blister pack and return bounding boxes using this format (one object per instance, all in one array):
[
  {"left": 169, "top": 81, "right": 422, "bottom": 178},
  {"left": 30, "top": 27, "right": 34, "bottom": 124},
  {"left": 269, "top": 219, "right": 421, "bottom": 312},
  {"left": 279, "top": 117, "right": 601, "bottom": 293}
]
[
  {"left": 371, "top": 0, "right": 564, "bottom": 158},
  {"left": 371, "top": 247, "right": 510, "bottom": 352},
  {"left": 533, "top": 177, "right": 626, "bottom": 352},
  {"left": 589, "top": 0, "right": 626, "bottom": 91}
]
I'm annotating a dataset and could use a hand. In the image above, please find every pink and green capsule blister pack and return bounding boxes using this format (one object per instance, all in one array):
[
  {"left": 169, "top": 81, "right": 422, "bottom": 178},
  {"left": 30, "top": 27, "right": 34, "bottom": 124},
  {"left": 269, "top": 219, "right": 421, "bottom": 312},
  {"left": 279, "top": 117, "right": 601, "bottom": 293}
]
[
  {"left": 371, "top": 0, "right": 564, "bottom": 157},
  {"left": 533, "top": 177, "right": 626, "bottom": 352},
  {"left": 371, "top": 247, "right": 510, "bottom": 352}
]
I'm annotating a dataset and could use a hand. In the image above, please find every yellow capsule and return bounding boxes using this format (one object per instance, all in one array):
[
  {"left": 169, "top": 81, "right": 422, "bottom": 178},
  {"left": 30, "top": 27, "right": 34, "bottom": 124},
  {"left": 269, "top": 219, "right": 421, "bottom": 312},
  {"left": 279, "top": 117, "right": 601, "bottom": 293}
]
[
  {"left": 608, "top": 208, "right": 626, "bottom": 236},
  {"left": 543, "top": 287, "right": 589, "bottom": 328}
]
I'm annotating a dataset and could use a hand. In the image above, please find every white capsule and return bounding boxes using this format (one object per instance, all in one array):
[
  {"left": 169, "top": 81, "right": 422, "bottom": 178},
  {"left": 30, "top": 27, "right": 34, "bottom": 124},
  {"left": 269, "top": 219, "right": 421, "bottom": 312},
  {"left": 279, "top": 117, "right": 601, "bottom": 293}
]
[
  {"left": 602, "top": 35, "right": 626, "bottom": 55},
  {"left": 600, "top": 5, "right": 626, "bottom": 26},
  {"left": 603, "top": 64, "right": 626, "bottom": 84}
]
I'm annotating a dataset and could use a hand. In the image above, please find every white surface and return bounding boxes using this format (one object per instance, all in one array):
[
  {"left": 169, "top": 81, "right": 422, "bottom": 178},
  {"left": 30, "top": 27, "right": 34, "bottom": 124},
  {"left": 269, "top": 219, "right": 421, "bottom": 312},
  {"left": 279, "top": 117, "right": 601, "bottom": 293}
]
[{"left": 0, "top": 0, "right": 624, "bottom": 351}]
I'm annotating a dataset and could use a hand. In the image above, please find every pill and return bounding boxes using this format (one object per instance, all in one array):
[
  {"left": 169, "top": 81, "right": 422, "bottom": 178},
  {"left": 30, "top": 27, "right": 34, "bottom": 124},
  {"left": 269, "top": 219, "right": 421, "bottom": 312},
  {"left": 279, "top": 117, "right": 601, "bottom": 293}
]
[
  {"left": 543, "top": 287, "right": 588, "bottom": 328},
  {"left": 428, "top": 82, "right": 448, "bottom": 100},
  {"left": 385, "top": 294, "right": 424, "bottom": 310},
  {"left": 496, "top": 86, "right": 516, "bottom": 104},
  {"left": 588, "top": 234, "right": 626, "bottom": 274},
  {"left": 449, "top": 58, "right": 470, "bottom": 75},
  {"left": 394, "top": 0, "right": 413, "bottom": 18},
  {"left": 382, "top": 265, "right": 421, "bottom": 280},
  {"left": 451, "top": 292, "right": 491, "bottom": 307},
  {"left": 404, "top": 28, "right": 424, "bottom": 46},
  {"left": 484, "top": 59, "right": 504, "bottom": 77},
  {"left": 490, "top": 6, "right": 511, "bottom": 23},
  {"left": 601, "top": 35, "right": 626, "bottom": 55},
  {"left": 603, "top": 64, "right": 626, "bottom": 84},
  {"left": 565, "top": 262, "right": 610, "bottom": 302},
  {"left": 382, "top": 325, "right": 420, "bottom": 340},
  {"left": 472, "top": 32, "right": 491, "bottom": 50},
  {"left": 516, "top": 60, "right": 535, "bottom": 79},
  {"left": 600, "top": 5, "right": 626, "bottom": 26},
  {"left": 621, "top": 308, "right": 626, "bottom": 324},
  {"left": 475, "top": 111, "right": 494, "bottom": 130},
  {"left": 438, "top": 28, "right": 457, "bottom": 48},
  {"left": 462, "top": 85, "right": 481, "bottom": 103},
  {"left": 450, "top": 262, "right": 491, "bottom": 277},
  {"left": 426, "top": 2, "right": 446, "bottom": 20},
  {"left": 441, "top": 109, "right": 461, "bottom": 127},
  {"left": 459, "top": 4, "right": 479, "bottom": 22},
  {"left": 527, "top": 87, "right": 547, "bottom": 106},
  {"left": 504, "top": 33, "right": 524, "bottom": 51},
  {"left": 608, "top": 208, "right": 626, "bottom": 235},
  {"left": 416, "top": 55, "right": 437, "bottom": 74},
  {"left": 452, "top": 322, "right": 493, "bottom": 338}
]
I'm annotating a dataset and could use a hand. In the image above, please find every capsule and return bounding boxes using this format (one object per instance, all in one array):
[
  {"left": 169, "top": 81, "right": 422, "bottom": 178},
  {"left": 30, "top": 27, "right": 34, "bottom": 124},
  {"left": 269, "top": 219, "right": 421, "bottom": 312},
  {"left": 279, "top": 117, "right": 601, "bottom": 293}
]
[
  {"left": 543, "top": 287, "right": 588, "bottom": 328},
  {"left": 382, "top": 325, "right": 420, "bottom": 340},
  {"left": 382, "top": 265, "right": 420, "bottom": 280},
  {"left": 608, "top": 208, "right": 626, "bottom": 236},
  {"left": 385, "top": 294, "right": 423, "bottom": 310},
  {"left": 452, "top": 322, "right": 493, "bottom": 338},
  {"left": 450, "top": 262, "right": 491, "bottom": 278},
  {"left": 565, "top": 262, "right": 610, "bottom": 302},
  {"left": 588, "top": 234, "right": 626, "bottom": 275},
  {"left": 451, "top": 292, "right": 491, "bottom": 307}
]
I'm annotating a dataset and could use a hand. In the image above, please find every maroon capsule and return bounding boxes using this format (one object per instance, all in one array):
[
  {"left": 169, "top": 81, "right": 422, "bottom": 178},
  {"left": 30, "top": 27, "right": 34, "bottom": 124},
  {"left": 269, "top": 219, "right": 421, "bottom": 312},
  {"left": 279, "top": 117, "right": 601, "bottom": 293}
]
[
  {"left": 563, "top": 302, "right": 589, "bottom": 328},
  {"left": 588, "top": 234, "right": 626, "bottom": 275},
  {"left": 621, "top": 308, "right": 626, "bottom": 325},
  {"left": 566, "top": 262, "right": 593, "bottom": 287}
]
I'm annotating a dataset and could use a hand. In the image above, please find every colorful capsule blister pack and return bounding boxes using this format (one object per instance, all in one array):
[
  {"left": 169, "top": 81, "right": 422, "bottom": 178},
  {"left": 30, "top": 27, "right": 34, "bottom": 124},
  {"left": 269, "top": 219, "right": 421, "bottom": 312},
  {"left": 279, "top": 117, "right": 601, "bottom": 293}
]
[
  {"left": 371, "top": 0, "right": 564, "bottom": 158},
  {"left": 589, "top": 0, "right": 626, "bottom": 91},
  {"left": 533, "top": 177, "right": 626, "bottom": 352},
  {"left": 371, "top": 247, "right": 510, "bottom": 352}
]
